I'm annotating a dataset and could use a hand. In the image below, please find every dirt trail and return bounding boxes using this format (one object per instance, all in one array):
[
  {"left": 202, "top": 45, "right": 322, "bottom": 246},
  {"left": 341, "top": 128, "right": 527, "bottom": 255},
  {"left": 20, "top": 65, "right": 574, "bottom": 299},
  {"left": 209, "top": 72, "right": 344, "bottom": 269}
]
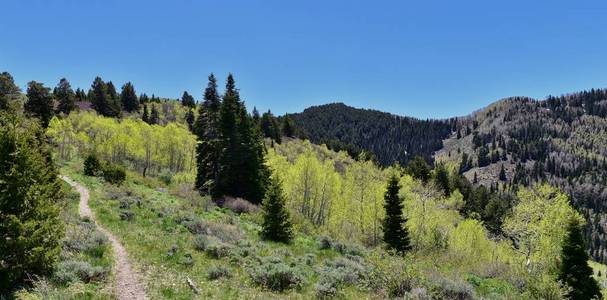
[{"left": 61, "top": 175, "right": 148, "bottom": 300}]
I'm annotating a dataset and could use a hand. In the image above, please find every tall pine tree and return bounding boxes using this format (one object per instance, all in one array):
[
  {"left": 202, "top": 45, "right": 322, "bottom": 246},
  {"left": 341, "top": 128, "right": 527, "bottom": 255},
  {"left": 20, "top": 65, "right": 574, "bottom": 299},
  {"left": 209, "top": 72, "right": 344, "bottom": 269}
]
[
  {"left": 120, "top": 82, "right": 139, "bottom": 112},
  {"left": 150, "top": 104, "right": 159, "bottom": 125},
  {"left": 195, "top": 74, "right": 222, "bottom": 196},
  {"left": 181, "top": 91, "right": 196, "bottom": 108},
  {"left": 260, "top": 175, "right": 293, "bottom": 243},
  {"left": 105, "top": 81, "right": 121, "bottom": 117},
  {"left": 54, "top": 78, "right": 76, "bottom": 115},
  {"left": 558, "top": 219, "right": 601, "bottom": 300},
  {"left": 24, "top": 81, "right": 54, "bottom": 128},
  {"left": 382, "top": 174, "right": 411, "bottom": 253},
  {"left": 142, "top": 104, "right": 150, "bottom": 124}
]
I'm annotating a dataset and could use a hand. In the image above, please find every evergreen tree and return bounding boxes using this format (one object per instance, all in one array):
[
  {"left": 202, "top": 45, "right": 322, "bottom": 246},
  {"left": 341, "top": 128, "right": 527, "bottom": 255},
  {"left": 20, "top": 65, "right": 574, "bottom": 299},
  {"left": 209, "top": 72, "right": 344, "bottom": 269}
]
[
  {"left": 142, "top": 103, "right": 150, "bottom": 124},
  {"left": 0, "top": 72, "right": 20, "bottom": 111},
  {"left": 24, "top": 81, "right": 54, "bottom": 128},
  {"left": 433, "top": 163, "right": 451, "bottom": 197},
  {"left": 90, "top": 77, "right": 110, "bottom": 116},
  {"left": 181, "top": 91, "right": 196, "bottom": 108},
  {"left": 499, "top": 164, "right": 507, "bottom": 181},
  {"left": 382, "top": 174, "right": 411, "bottom": 253},
  {"left": 558, "top": 219, "right": 601, "bottom": 300},
  {"left": 252, "top": 106, "right": 260, "bottom": 125},
  {"left": 216, "top": 74, "right": 242, "bottom": 198},
  {"left": 407, "top": 156, "right": 431, "bottom": 184},
  {"left": 54, "top": 78, "right": 76, "bottom": 115},
  {"left": 120, "top": 82, "right": 139, "bottom": 112},
  {"left": 236, "top": 104, "right": 269, "bottom": 203},
  {"left": 185, "top": 108, "right": 195, "bottom": 132},
  {"left": 150, "top": 104, "right": 159, "bottom": 125},
  {"left": 260, "top": 175, "right": 293, "bottom": 243},
  {"left": 261, "top": 110, "right": 281, "bottom": 143},
  {"left": 195, "top": 73, "right": 222, "bottom": 196},
  {"left": 139, "top": 93, "right": 149, "bottom": 104},
  {"left": 0, "top": 114, "right": 64, "bottom": 292},
  {"left": 105, "top": 81, "right": 121, "bottom": 117},
  {"left": 74, "top": 88, "right": 87, "bottom": 102},
  {"left": 282, "top": 114, "right": 295, "bottom": 137}
]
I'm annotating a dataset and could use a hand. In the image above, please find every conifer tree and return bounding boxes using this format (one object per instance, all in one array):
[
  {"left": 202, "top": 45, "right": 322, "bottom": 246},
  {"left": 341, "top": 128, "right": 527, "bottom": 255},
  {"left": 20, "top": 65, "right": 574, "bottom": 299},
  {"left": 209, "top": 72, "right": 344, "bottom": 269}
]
[
  {"left": 407, "top": 156, "right": 431, "bottom": 184},
  {"left": 181, "top": 91, "right": 196, "bottom": 108},
  {"left": 499, "top": 164, "right": 507, "bottom": 181},
  {"left": 0, "top": 113, "right": 64, "bottom": 292},
  {"left": 433, "top": 163, "right": 451, "bottom": 197},
  {"left": 105, "top": 81, "right": 121, "bottom": 117},
  {"left": 261, "top": 175, "right": 293, "bottom": 243},
  {"left": 236, "top": 104, "right": 269, "bottom": 203},
  {"left": 282, "top": 114, "right": 295, "bottom": 137},
  {"left": 252, "top": 106, "right": 260, "bottom": 125},
  {"left": 195, "top": 74, "right": 222, "bottom": 196},
  {"left": 558, "top": 219, "right": 601, "bottom": 300},
  {"left": 0, "top": 72, "right": 20, "bottom": 111},
  {"left": 186, "top": 108, "right": 195, "bottom": 132},
  {"left": 150, "top": 104, "right": 159, "bottom": 125},
  {"left": 216, "top": 74, "right": 242, "bottom": 197},
  {"left": 261, "top": 110, "right": 281, "bottom": 143},
  {"left": 90, "top": 77, "right": 110, "bottom": 116},
  {"left": 382, "top": 174, "right": 411, "bottom": 253},
  {"left": 54, "top": 78, "right": 76, "bottom": 115},
  {"left": 139, "top": 93, "right": 149, "bottom": 104},
  {"left": 142, "top": 103, "right": 150, "bottom": 124},
  {"left": 120, "top": 82, "right": 139, "bottom": 112},
  {"left": 74, "top": 88, "right": 87, "bottom": 102},
  {"left": 24, "top": 81, "right": 54, "bottom": 128}
]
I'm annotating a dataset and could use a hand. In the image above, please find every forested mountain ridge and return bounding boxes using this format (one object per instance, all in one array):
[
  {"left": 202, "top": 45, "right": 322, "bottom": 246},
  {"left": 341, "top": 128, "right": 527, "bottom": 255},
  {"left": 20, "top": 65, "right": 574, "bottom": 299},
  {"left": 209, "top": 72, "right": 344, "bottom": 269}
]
[
  {"left": 435, "top": 89, "right": 607, "bottom": 263},
  {"left": 290, "top": 103, "right": 454, "bottom": 165}
]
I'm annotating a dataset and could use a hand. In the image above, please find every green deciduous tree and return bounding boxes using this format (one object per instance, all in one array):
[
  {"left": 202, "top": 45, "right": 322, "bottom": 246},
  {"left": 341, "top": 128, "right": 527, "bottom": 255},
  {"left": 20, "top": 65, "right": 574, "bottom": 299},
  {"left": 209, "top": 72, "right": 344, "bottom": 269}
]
[
  {"left": 0, "top": 114, "right": 64, "bottom": 293},
  {"left": 558, "top": 219, "right": 601, "bottom": 300},
  {"left": 261, "top": 175, "right": 293, "bottom": 243},
  {"left": 54, "top": 78, "right": 76, "bottom": 115},
  {"left": 382, "top": 174, "right": 411, "bottom": 253},
  {"left": 24, "top": 81, "right": 55, "bottom": 128}
]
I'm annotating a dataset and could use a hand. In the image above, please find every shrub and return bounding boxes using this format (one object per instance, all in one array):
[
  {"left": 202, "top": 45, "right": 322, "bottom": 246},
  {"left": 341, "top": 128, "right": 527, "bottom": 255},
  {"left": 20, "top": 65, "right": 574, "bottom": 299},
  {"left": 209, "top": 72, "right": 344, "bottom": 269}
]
[
  {"left": 54, "top": 260, "right": 107, "bottom": 284},
  {"left": 159, "top": 171, "right": 173, "bottom": 185},
  {"left": 119, "top": 210, "right": 134, "bottom": 221},
  {"left": 193, "top": 234, "right": 211, "bottom": 251},
  {"left": 206, "top": 242, "right": 232, "bottom": 259},
  {"left": 207, "top": 265, "right": 232, "bottom": 280},
  {"left": 179, "top": 253, "right": 194, "bottom": 267},
  {"left": 102, "top": 163, "right": 126, "bottom": 185},
  {"left": 83, "top": 154, "right": 101, "bottom": 176},
  {"left": 332, "top": 241, "right": 363, "bottom": 257},
  {"left": 178, "top": 216, "right": 243, "bottom": 244},
  {"left": 315, "top": 281, "right": 338, "bottom": 299},
  {"left": 430, "top": 278, "right": 475, "bottom": 300},
  {"left": 318, "top": 236, "right": 333, "bottom": 250},
  {"left": 315, "top": 257, "right": 369, "bottom": 296},
  {"left": 221, "top": 196, "right": 259, "bottom": 214},
  {"left": 249, "top": 258, "right": 304, "bottom": 292}
]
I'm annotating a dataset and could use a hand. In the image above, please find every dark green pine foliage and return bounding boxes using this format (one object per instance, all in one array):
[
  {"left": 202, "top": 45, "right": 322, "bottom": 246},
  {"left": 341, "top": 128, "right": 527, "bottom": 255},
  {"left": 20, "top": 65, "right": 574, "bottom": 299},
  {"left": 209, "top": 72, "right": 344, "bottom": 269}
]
[
  {"left": 142, "top": 104, "right": 150, "bottom": 124},
  {"left": 281, "top": 115, "right": 295, "bottom": 137},
  {"left": 74, "top": 88, "right": 87, "bottom": 102},
  {"left": 185, "top": 108, "right": 195, "bottom": 132},
  {"left": 433, "top": 163, "right": 451, "bottom": 197},
  {"left": 260, "top": 110, "right": 282, "bottom": 143},
  {"left": 382, "top": 174, "right": 411, "bottom": 253},
  {"left": 54, "top": 78, "right": 76, "bottom": 115},
  {"left": 558, "top": 219, "right": 601, "bottom": 300},
  {"left": 0, "top": 72, "right": 21, "bottom": 111},
  {"left": 120, "top": 82, "right": 139, "bottom": 112},
  {"left": 260, "top": 175, "right": 293, "bottom": 243},
  {"left": 24, "top": 81, "right": 54, "bottom": 128},
  {"left": 195, "top": 74, "right": 222, "bottom": 196},
  {"left": 150, "top": 104, "right": 159, "bottom": 125},
  {"left": 139, "top": 93, "right": 149, "bottom": 104},
  {"left": 0, "top": 114, "right": 64, "bottom": 293},
  {"left": 252, "top": 106, "right": 260, "bottom": 125},
  {"left": 181, "top": 91, "right": 196, "bottom": 108},
  {"left": 499, "top": 164, "right": 507, "bottom": 181},
  {"left": 216, "top": 74, "right": 269, "bottom": 204},
  {"left": 90, "top": 77, "right": 121, "bottom": 117},
  {"left": 407, "top": 156, "right": 431, "bottom": 184}
]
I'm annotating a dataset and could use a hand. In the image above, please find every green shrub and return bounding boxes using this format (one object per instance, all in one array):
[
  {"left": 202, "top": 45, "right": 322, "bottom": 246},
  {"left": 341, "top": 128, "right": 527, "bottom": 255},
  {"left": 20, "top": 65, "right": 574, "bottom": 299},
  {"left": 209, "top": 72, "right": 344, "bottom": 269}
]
[
  {"left": 207, "top": 265, "right": 232, "bottom": 280},
  {"left": 53, "top": 260, "right": 107, "bottom": 284},
  {"left": 205, "top": 242, "right": 232, "bottom": 259},
  {"left": 249, "top": 258, "right": 305, "bottom": 292},
  {"left": 318, "top": 236, "right": 333, "bottom": 250},
  {"left": 102, "top": 163, "right": 126, "bottom": 185},
  {"left": 83, "top": 154, "right": 101, "bottom": 176},
  {"left": 193, "top": 234, "right": 211, "bottom": 251}
]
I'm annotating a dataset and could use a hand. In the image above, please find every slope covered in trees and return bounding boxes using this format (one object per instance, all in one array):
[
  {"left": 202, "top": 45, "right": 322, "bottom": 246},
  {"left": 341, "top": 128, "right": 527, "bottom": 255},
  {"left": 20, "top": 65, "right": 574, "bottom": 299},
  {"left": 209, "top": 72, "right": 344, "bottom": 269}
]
[
  {"left": 289, "top": 103, "right": 454, "bottom": 165},
  {"left": 436, "top": 89, "right": 607, "bottom": 263}
]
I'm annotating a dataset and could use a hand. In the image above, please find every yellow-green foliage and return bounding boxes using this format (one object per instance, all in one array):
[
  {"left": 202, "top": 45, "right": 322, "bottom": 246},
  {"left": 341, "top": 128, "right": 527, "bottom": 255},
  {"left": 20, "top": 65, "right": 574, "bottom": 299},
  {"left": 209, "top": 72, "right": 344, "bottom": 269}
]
[{"left": 47, "top": 111, "right": 196, "bottom": 181}]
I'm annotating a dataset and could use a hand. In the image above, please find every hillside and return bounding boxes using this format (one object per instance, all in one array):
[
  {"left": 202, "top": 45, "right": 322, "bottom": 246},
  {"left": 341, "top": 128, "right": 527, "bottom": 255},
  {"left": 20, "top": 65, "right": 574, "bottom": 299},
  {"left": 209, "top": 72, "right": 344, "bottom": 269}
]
[
  {"left": 290, "top": 103, "right": 454, "bottom": 166},
  {"left": 435, "top": 90, "right": 607, "bottom": 263}
]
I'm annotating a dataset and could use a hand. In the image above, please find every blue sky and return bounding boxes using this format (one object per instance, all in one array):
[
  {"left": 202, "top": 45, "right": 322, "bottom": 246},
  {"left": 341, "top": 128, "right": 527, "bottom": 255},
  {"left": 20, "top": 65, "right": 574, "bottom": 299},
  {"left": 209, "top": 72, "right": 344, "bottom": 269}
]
[{"left": 1, "top": 0, "right": 607, "bottom": 119}]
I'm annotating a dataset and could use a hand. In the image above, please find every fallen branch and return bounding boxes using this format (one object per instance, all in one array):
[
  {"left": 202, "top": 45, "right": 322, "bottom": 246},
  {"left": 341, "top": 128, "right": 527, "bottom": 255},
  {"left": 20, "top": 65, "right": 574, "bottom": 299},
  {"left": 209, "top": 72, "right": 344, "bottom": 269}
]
[{"left": 187, "top": 277, "right": 200, "bottom": 294}]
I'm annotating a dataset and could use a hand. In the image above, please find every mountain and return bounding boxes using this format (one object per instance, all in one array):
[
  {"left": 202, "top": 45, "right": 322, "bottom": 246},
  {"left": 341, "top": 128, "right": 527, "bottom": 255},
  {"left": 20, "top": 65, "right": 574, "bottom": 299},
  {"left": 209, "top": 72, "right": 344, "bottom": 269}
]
[
  {"left": 437, "top": 90, "right": 607, "bottom": 263},
  {"left": 290, "top": 103, "right": 454, "bottom": 165}
]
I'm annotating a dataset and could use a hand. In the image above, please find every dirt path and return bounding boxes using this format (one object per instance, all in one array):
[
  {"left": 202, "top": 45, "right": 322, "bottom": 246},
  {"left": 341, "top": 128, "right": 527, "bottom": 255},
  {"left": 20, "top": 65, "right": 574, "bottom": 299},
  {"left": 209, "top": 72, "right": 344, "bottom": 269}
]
[{"left": 61, "top": 175, "right": 148, "bottom": 300}]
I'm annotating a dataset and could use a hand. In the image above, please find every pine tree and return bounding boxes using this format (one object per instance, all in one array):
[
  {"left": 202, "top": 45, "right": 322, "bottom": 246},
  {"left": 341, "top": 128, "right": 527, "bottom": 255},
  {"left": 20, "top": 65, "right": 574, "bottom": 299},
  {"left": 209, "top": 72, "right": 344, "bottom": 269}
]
[
  {"left": 407, "top": 156, "right": 431, "bottom": 184},
  {"left": 142, "top": 104, "right": 150, "bottom": 124},
  {"left": 216, "top": 74, "right": 242, "bottom": 198},
  {"left": 54, "top": 78, "right": 76, "bottom": 115},
  {"left": 120, "top": 82, "right": 139, "bottom": 112},
  {"left": 236, "top": 104, "right": 269, "bottom": 203},
  {"left": 0, "top": 72, "right": 20, "bottom": 111},
  {"left": 558, "top": 219, "right": 601, "bottom": 300},
  {"left": 90, "top": 77, "right": 109, "bottom": 116},
  {"left": 261, "top": 175, "right": 293, "bottom": 243},
  {"left": 252, "top": 106, "right": 260, "bottom": 125},
  {"left": 261, "top": 110, "right": 281, "bottom": 143},
  {"left": 74, "top": 88, "right": 87, "bottom": 102},
  {"left": 282, "top": 114, "right": 295, "bottom": 137},
  {"left": 185, "top": 108, "right": 195, "bottom": 132},
  {"left": 195, "top": 73, "right": 222, "bottom": 196},
  {"left": 139, "top": 93, "right": 149, "bottom": 104},
  {"left": 499, "top": 164, "right": 507, "bottom": 181},
  {"left": 382, "top": 174, "right": 411, "bottom": 253},
  {"left": 433, "top": 163, "right": 451, "bottom": 197},
  {"left": 181, "top": 91, "right": 196, "bottom": 108},
  {"left": 150, "top": 104, "right": 159, "bottom": 125},
  {"left": 0, "top": 113, "right": 64, "bottom": 292},
  {"left": 24, "top": 81, "right": 54, "bottom": 128},
  {"left": 105, "top": 81, "right": 121, "bottom": 117}
]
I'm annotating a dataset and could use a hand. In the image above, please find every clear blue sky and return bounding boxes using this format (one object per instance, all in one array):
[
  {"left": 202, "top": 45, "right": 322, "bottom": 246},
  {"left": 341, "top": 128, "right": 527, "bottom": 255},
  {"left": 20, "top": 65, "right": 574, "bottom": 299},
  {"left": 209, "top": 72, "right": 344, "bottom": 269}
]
[{"left": 2, "top": 0, "right": 607, "bottom": 119}]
